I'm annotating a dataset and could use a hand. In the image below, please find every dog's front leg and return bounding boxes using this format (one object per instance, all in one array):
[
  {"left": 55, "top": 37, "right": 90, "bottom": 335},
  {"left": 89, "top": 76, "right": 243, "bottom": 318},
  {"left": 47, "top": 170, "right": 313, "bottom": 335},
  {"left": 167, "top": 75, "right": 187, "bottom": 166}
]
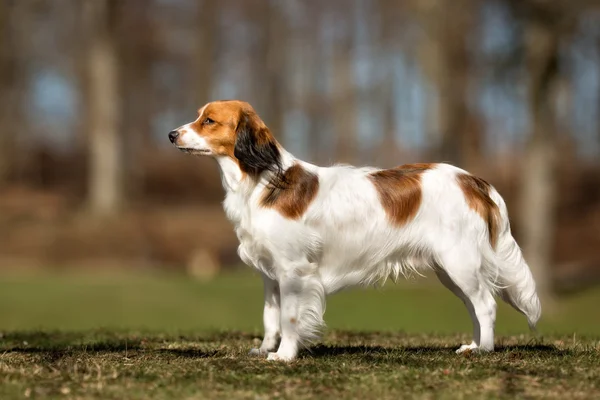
[
  {"left": 267, "top": 267, "right": 325, "bottom": 362},
  {"left": 249, "top": 274, "right": 280, "bottom": 356}
]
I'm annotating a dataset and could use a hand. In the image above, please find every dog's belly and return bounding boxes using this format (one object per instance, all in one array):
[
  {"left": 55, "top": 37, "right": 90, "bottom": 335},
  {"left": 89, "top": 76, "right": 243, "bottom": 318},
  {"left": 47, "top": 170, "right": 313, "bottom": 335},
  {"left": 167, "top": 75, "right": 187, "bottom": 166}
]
[
  {"left": 317, "top": 248, "right": 432, "bottom": 294},
  {"left": 237, "top": 224, "right": 433, "bottom": 294},
  {"left": 313, "top": 226, "right": 434, "bottom": 294}
]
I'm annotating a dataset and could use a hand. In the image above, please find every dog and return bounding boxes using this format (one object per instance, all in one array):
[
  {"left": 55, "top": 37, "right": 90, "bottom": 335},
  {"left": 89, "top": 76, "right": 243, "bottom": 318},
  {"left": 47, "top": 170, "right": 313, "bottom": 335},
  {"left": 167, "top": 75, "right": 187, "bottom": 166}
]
[{"left": 169, "top": 100, "right": 541, "bottom": 361}]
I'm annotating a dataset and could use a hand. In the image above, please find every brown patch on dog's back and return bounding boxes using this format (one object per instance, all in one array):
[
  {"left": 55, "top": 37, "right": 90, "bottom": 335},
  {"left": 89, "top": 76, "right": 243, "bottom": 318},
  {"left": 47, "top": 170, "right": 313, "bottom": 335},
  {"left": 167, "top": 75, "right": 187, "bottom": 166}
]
[
  {"left": 395, "top": 163, "right": 436, "bottom": 173},
  {"left": 457, "top": 173, "right": 501, "bottom": 249},
  {"left": 261, "top": 163, "right": 319, "bottom": 219},
  {"left": 369, "top": 163, "right": 434, "bottom": 226}
]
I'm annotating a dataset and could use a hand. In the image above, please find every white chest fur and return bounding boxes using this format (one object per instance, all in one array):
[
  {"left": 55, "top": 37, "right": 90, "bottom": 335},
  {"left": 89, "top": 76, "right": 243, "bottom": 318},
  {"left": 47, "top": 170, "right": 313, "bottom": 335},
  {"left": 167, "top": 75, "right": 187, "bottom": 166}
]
[{"left": 224, "top": 187, "right": 278, "bottom": 280}]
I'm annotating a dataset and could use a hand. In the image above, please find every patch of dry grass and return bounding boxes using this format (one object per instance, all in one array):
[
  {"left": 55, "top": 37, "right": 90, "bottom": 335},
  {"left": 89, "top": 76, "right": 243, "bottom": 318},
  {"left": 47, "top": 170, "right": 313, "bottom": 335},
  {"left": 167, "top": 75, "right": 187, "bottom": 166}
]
[{"left": 1, "top": 331, "right": 598, "bottom": 399}]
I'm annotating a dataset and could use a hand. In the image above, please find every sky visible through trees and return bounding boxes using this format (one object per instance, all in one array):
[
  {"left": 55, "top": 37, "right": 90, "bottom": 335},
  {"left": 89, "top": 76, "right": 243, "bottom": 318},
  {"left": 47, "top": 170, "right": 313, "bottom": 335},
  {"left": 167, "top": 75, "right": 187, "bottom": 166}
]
[{"left": 23, "top": 0, "right": 600, "bottom": 161}]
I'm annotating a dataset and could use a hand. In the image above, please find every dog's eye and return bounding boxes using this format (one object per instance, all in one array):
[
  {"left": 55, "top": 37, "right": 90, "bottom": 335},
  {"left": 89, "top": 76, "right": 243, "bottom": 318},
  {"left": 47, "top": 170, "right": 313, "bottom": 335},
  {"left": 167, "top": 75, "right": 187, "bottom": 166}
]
[{"left": 203, "top": 117, "right": 214, "bottom": 125}]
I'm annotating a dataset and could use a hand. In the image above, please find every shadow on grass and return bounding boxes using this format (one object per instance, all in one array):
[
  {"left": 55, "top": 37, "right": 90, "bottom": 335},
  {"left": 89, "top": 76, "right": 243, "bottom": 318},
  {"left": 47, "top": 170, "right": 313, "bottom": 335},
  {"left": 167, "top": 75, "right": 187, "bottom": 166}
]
[
  {"left": 3, "top": 342, "right": 221, "bottom": 362},
  {"left": 1, "top": 330, "right": 147, "bottom": 357},
  {"left": 2, "top": 330, "right": 564, "bottom": 361},
  {"left": 157, "top": 348, "right": 220, "bottom": 358},
  {"left": 3, "top": 341, "right": 143, "bottom": 354},
  {"left": 1, "top": 331, "right": 223, "bottom": 358},
  {"left": 307, "top": 343, "right": 562, "bottom": 358}
]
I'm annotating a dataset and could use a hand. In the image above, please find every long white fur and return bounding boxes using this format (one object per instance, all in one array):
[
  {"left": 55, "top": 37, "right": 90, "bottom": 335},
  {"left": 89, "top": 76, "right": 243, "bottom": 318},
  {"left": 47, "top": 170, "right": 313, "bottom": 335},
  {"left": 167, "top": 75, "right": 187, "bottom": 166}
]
[{"left": 175, "top": 114, "right": 541, "bottom": 362}]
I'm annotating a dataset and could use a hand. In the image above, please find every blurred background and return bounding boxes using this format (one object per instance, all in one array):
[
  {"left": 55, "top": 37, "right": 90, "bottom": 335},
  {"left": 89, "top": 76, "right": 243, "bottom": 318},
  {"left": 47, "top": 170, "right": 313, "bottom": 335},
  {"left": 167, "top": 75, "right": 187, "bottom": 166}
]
[{"left": 0, "top": 0, "right": 599, "bottom": 334}]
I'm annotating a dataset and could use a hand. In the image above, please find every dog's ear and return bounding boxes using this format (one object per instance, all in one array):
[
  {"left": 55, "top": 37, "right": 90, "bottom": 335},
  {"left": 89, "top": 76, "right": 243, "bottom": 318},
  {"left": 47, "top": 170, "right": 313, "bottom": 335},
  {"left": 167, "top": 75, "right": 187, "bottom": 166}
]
[{"left": 234, "top": 111, "right": 281, "bottom": 177}]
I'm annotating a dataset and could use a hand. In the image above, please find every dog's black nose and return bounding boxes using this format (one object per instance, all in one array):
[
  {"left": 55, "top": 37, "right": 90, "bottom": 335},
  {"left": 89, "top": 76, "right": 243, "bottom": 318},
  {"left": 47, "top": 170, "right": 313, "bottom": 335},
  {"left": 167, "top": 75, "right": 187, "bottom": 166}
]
[{"left": 168, "top": 130, "right": 179, "bottom": 143}]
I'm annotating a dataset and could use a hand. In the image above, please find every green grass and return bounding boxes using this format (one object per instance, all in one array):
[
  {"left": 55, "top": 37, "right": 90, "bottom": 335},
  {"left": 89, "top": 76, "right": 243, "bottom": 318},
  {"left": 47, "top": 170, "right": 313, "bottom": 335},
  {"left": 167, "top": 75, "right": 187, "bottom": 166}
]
[
  {"left": 1, "top": 331, "right": 598, "bottom": 399},
  {"left": 0, "top": 271, "right": 599, "bottom": 398},
  {"left": 0, "top": 270, "right": 599, "bottom": 334}
]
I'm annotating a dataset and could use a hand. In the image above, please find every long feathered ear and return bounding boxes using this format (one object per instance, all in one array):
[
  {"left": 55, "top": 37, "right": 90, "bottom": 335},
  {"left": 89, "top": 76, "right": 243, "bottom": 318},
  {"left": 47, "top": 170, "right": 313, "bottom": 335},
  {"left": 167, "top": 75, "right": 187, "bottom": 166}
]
[{"left": 234, "top": 111, "right": 281, "bottom": 177}]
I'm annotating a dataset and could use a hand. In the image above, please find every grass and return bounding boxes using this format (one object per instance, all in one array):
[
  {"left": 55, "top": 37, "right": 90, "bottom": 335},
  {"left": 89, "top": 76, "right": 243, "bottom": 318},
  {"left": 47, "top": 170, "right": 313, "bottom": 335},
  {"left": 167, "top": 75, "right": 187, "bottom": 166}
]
[
  {"left": 1, "top": 270, "right": 600, "bottom": 334},
  {"left": 0, "top": 270, "right": 599, "bottom": 398},
  {"left": 1, "top": 331, "right": 599, "bottom": 399}
]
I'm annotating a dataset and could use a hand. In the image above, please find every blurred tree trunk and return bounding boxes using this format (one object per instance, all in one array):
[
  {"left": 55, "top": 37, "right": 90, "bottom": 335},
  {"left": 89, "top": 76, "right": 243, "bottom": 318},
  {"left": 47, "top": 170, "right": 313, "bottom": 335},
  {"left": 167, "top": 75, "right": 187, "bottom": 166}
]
[
  {"left": 0, "top": 0, "right": 14, "bottom": 187},
  {"left": 378, "top": 0, "right": 402, "bottom": 166},
  {"left": 413, "top": 0, "right": 477, "bottom": 167},
  {"left": 120, "top": 2, "right": 154, "bottom": 200},
  {"left": 195, "top": 0, "right": 217, "bottom": 106},
  {"left": 0, "top": 0, "right": 30, "bottom": 186},
  {"left": 299, "top": 13, "right": 321, "bottom": 163},
  {"left": 519, "top": 20, "right": 560, "bottom": 302},
  {"left": 263, "top": 1, "right": 285, "bottom": 138},
  {"left": 332, "top": 8, "right": 358, "bottom": 164},
  {"left": 85, "top": 0, "right": 124, "bottom": 216},
  {"left": 414, "top": 3, "right": 441, "bottom": 152},
  {"left": 303, "top": 2, "right": 328, "bottom": 165},
  {"left": 379, "top": 69, "right": 398, "bottom": 167}
]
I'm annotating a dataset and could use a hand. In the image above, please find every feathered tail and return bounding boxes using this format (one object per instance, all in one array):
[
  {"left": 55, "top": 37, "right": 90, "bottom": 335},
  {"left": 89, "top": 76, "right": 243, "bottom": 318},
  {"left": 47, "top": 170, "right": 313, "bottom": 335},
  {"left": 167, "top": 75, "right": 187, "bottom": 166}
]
[{"left": 485, "top": 190, "right": 542, "bottom": 329}]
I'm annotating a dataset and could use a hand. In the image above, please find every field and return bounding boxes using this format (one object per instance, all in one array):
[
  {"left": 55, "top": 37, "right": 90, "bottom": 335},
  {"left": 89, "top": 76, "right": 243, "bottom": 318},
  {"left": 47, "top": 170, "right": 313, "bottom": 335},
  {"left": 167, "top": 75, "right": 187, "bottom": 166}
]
[{"left": 1, "top": 271, "right": 599, "bottom": 399}]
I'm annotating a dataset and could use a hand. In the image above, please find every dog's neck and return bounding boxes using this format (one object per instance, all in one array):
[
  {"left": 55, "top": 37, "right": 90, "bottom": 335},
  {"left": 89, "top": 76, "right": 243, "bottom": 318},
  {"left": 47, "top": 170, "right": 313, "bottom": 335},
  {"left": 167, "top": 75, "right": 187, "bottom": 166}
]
[
  {"left": 216, "top": 149, "right": 297, "bottom": 226},
  {"left": 215, "top": 156, "right": 245, "bottom": 193},
  {"left": 215, "top": 149, "right": 297, "bottom": 196}
]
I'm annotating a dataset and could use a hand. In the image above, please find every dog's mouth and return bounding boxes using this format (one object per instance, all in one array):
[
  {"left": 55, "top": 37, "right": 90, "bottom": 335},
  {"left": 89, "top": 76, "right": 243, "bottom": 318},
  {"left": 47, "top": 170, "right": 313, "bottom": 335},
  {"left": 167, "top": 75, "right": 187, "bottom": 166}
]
[{"left": 177, "top": 147, "right": 211, "bottom": 156}]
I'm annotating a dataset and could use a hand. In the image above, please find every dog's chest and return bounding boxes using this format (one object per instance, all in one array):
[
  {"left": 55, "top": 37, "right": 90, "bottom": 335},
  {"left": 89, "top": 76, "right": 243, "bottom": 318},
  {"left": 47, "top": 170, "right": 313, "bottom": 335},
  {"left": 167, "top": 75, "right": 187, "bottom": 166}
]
[{"left": 223, "top": 191, "right": 275, "bottom": 277}]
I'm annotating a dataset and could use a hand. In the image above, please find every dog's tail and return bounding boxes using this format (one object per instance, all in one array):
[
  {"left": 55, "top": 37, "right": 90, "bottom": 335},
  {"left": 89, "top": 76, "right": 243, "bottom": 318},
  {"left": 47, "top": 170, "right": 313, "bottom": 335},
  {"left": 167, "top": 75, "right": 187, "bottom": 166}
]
[
  {"left": 494, "top": 232, "right": 542, "bottom": 329},
  {"left": 484, "top": 191, "right": 542, "bottom": 329}
]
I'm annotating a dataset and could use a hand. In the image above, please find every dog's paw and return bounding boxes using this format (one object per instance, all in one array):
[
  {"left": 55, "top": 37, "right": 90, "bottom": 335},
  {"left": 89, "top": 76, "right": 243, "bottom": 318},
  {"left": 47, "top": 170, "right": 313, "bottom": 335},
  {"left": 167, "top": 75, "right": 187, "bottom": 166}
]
[
  {"left": 266, "top": 352, "right": 294, "bottom": 362},
  {"left": 248, "top": 348, "right": 268, "bottom": 357},
  {"left": 455, "top": 342, "right": 478, "bottom": 354},
  {"left": 456, "top": 342, "right": 494, "bottom": 354},
  {"left": 248, "top": 348, "right": 263, "bottom": 356}
]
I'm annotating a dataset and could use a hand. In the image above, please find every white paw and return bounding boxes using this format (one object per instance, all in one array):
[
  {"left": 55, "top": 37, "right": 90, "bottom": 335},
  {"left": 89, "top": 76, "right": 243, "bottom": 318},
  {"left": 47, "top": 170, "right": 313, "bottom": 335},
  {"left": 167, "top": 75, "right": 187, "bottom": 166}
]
[
  {"left": 248, "top": 348, "right": 268, "bottom": 356},
  {"left": 266, "top": 352, "right": 294, "bottom": 362},
  {"left": 456, "top": 342, "right": 478, "bottom": 354}
]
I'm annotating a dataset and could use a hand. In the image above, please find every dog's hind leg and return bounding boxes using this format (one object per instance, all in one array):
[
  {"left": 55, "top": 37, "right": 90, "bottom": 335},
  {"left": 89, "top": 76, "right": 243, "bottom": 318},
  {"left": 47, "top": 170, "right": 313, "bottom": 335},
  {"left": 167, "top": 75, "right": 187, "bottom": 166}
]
[
  {"left": 249, "top": 274, "right": 281, "bottom": 356},
  {"left": 267, "top": 264, "right": 325, "bottom": 361},
  {"left": 435, "top": 249, "right": 497, "bottom": 353},
  {"left": 435, "top": 268, "right": 479, "bottom": 351}
]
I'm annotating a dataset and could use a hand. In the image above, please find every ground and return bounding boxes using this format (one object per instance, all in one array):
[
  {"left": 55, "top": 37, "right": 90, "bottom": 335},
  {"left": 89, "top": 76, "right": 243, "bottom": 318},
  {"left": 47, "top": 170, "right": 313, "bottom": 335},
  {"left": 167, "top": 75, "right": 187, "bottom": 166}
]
[
  {"left": 0, "top": 271, "right": 599, "bottom": 399},
  {"left": 1, "top": 331, "right": 599, "bottom": 399}
]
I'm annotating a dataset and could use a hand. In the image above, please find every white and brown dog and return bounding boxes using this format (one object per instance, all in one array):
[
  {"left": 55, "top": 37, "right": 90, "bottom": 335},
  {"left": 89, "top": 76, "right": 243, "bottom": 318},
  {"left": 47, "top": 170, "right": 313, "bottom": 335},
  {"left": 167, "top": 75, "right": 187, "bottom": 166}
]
[{"left": 169, "top": 100, "right": 541, "bottom": 361}]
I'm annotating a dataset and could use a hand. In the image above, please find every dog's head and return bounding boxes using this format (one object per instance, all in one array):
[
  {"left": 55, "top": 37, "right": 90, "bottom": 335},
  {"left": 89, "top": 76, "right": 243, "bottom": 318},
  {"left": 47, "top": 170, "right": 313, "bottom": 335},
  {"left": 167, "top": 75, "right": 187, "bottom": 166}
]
[{"left": 169, "top": 100, "right": 281, "bottom": 177}]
